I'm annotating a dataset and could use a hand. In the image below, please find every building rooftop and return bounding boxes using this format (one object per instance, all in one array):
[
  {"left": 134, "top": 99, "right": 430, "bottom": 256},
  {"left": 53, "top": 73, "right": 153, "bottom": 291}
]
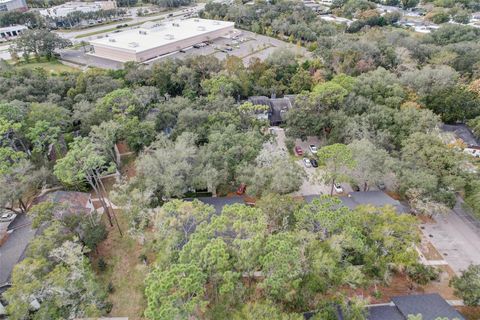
[
  {"left": 442, "top": 124, "right": 479, "bottom": 147},
  {"left": 304, "top": 191, "right": 408, "bottom": 213},
  {"left": 90, "top": 19, "right": 235, "bottom": 53},
  {"left": 0, "top": 25, "right": 27, "bottom": 33},
  {"left": 34, "top": 191, "right": 92, "bottom": 217},
  {"left": 39, "top": 1, "right": 114, "bottom": 18},
  {"left": 368, "top": 294, "right": 465, "bottom": 320}
]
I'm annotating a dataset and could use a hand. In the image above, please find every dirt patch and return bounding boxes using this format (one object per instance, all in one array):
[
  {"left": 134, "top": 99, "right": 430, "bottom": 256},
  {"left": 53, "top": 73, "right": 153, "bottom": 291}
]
[
  {"left": 418, "top": 234, "right": 444, "bottom": 260},
  {"left": 457, "top": 306, "right": 480, "bottom": 320},
  {"left": 116, "top": 141, "right": 131, "bottom": 155},
  {"left": 417, "top": 214, "right": 436, "bottom": 224}
]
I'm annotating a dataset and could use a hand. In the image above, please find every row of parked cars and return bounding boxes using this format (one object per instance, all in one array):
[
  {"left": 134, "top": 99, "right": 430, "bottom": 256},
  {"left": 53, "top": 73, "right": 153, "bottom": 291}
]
[{"left": 295, "top": 144, "right": 319, "bottom": 168}]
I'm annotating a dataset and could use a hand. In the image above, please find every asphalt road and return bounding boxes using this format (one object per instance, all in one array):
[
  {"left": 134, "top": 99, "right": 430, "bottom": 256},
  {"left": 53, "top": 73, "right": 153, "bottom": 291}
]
[{"left": 422, "top": 197, "right": 480, "bottom": 274}]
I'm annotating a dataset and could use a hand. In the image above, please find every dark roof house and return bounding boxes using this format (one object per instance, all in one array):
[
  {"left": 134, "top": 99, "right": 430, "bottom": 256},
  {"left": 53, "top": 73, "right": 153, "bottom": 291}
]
[
  {"left": 34, "top": 191, "right": 94, "bottom": 218},
  {"left": 248, "top": 95, "right": 295, "bottom": 126},
  {"left": 304, "top": 191, "right": 408, "bottom": 213},
  {"left": 441, "top": 124, "right": 479, "bottom": 147},
  {"left": 368, "top": 294, "right": 465, "bottom": 320}
]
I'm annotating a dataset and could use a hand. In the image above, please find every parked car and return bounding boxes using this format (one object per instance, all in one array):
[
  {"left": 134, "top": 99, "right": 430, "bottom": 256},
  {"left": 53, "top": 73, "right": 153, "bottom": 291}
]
[
  {"left": 236, "top": 183, "right": 246, "bottom": 195},
  {"left": 309, "top": 144, "right": 318, "bottom": 154},
  {"left": 303, "top": 158, "right": 312, "bottom": 168},
  {"left": 310, "top": 159, "right": 318, "bottom": 168},
  {"left": 224, "top": 46, "right": 233, "bottom": 51},
  {"left": 0, "top": 211, "right": 16, "bottom": 222},
  {"left": 295, "top": 146, "right": 303, "bottom": 156},
  {"left": 377, "top": 182, "right": 386, "bottom": 190},
  {"left": 179, "top": 49, "right": 186, "bottom": 53},
  {"left": 334, "top": 183, "right": 343, "bottom": 193}
]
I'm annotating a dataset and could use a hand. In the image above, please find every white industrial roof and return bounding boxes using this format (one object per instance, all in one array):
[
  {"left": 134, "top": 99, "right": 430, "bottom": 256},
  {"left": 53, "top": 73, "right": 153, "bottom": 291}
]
[
  {"left": 0, "top": 25, "right": 27, "bottom": 33},
  {"left": 39, "top": 1, "right": 106, "bottom": 17},
  {"left": 90, "top": 18, "right": 235, "bottom": 53}
]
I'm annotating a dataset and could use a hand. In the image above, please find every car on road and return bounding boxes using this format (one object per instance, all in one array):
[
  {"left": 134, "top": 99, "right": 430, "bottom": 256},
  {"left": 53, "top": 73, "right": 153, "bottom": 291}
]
[
  {"left": 334, "top": 183, "right": 343, "bottom": 193},
  {"left": 310, "top": 159, "right": 318, "bottom": 168},
  {"left": 295, "top": 146, "right": 303, "bottom": 156},
  {"left": 0, "top": 211, "right": 16, "bottom": 223},
  {"left": 303, "top": 158, "right": 312, "bottom": 168},
  {"left": 309, "top": 144, "right": 318, "bottom": 154},
  {"left": 236, "top": 183, "right": 246, "bottom": 195}
]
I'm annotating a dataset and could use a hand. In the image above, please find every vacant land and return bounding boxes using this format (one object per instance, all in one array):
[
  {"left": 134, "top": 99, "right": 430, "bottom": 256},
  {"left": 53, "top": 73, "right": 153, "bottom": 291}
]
[
  {"left": 93, "top": 212, "right": 149, "bottom": 320},
  {"left": 14, "top": 59, "right": 79, "bottom": 74}
]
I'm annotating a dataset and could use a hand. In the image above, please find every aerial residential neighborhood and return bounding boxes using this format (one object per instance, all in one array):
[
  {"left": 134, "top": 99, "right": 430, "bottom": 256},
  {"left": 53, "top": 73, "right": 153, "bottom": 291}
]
[{"left": 0, "top": 0, "right": 480, "bottom": 319}]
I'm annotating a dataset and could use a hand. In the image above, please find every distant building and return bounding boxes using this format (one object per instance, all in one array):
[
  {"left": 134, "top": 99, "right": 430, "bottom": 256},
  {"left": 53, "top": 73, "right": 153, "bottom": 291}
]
[
  {"left": 0, "top": 24, "right": 27, "bottom": 42},
  {"left": 0, "top": 0, "right": 28, "bottom": 12},
  {"left": 89, "top": 18, "right": 235, "bottom": 62},
  {"left": 367, "top": 294, "right": 465, "bottom": 320},
  {"left": 39, "top": 0, "right": 116, "bottom": 18},
  {"left": 318, "top": 0, "right": 333, "bottom": 6}
]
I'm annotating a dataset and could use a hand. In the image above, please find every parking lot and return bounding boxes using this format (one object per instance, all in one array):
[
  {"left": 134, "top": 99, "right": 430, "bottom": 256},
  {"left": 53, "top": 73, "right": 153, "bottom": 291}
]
[
  {"left": 60, "top": 29, "right": 310, "bottom": 69},
  {"left": 265, "top": 127, "right": 340, "bottom": 196}
]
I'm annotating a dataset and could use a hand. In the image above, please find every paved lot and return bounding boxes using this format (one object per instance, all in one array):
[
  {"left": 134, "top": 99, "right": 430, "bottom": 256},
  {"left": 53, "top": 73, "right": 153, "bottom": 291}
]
[{"left": 421, "top": 199, "right": 480, "bottom": 274}]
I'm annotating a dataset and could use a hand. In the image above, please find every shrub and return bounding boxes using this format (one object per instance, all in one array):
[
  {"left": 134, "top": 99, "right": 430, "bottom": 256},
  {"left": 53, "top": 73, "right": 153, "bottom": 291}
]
[
  {"left": 98, "top": 258, "right": 107, "bottom": 272},
  {"left": 407, "top": 264, "right": 440, "bottom": 285}
]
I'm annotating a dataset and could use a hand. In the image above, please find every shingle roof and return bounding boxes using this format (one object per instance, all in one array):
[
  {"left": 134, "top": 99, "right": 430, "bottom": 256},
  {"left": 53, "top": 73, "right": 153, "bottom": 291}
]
[
  {"left": 367, "top": 305, "right": 404, "bottom": 320},
  {"left": 442, "top": 124, "right": 479, "bottom": 146},
  {"left": 193, "top": 196, "right": 245, "bottom": 214},
  {"left": 34, "top": 191, "right": 92, "bottom": 217},
  {"left": 392, "top": 294, "right": 465, "bottom": 320}
]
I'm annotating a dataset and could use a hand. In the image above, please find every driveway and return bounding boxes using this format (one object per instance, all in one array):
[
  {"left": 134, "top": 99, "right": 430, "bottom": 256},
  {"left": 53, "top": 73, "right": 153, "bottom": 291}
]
[
  {"left": 0, "top": 214, "right": 36, "bottom": 288},
  {"left": 266, "top": 128, "right": 331, "bottom": 196},
  {"left": 421, "top": 198, "right": 480, "bottom": 274}
]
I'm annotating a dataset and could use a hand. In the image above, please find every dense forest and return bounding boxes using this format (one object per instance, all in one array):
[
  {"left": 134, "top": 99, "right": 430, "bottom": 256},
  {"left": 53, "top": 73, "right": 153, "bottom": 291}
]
[{"left": 1, "top": 0, "right": 480, "bottom": 318}]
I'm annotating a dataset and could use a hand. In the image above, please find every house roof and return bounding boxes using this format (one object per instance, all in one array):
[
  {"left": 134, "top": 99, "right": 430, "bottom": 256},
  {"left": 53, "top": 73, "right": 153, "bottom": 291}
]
[
  {"left": 441, "top": 124, "right": 479, "bottom": 147},
  {"left": 345, "top": 191, "right": 407, "bottom": 213},
  {"left": 367, "top": 305, "right": 404, "bottom": 320},
  {"left": 34, "top": 191, "right": 92, "bottom": 217},
  {"left": 392, "top": 294, "right": 465, "bottom": 320},
  {"left": 305, "top": 192, "right": 407, "bottom": 213},
  {"left": 194, "top": 196, "right": 245, "bottom": 214},
  {"left": 247, "top": 95, "right": 294, "bottom": 124}
]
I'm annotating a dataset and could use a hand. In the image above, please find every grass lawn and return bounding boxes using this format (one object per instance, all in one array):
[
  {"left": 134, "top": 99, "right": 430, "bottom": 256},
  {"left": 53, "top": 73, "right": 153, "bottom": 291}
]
[
  {"left": 93, "top": 211, "right": 149, "bottom": 319},
  {"left": 14, "top": 59, "right": 79, "bottom": 74}
]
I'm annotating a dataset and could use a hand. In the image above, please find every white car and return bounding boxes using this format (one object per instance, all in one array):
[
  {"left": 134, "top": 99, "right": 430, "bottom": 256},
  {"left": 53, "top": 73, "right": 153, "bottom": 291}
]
[
  {"left": 334, "top": 183, "right": 343, "bottom": 193},
  {"left": 309, "top": 144, "right": 318, "bottom": 154},
  {"left": 303, "top": 158, "right": 312, "bottom": 168},
  {"left": 0, "top": 212, "right": 16, "bottom": 223}
]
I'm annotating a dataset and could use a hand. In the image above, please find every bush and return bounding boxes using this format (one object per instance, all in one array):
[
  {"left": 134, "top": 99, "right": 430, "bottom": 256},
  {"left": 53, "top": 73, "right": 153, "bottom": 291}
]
[
  {"left": 450, "top": 264, "right": 480, "bottom": 306},
  {"left": 98, "top": 258, "right": 107, "bottom": 272},
  {"left": 407, "top": 264, "right": 440, "bottom": 285}
]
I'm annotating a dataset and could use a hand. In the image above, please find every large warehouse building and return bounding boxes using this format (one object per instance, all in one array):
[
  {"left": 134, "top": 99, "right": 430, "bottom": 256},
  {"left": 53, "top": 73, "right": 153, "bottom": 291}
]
[
  {"left": 0, "top": 0, "right": 28, "bottom": 12},
  {"left": 89, "top": 18, "right": 236, "bottom": 63}
]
